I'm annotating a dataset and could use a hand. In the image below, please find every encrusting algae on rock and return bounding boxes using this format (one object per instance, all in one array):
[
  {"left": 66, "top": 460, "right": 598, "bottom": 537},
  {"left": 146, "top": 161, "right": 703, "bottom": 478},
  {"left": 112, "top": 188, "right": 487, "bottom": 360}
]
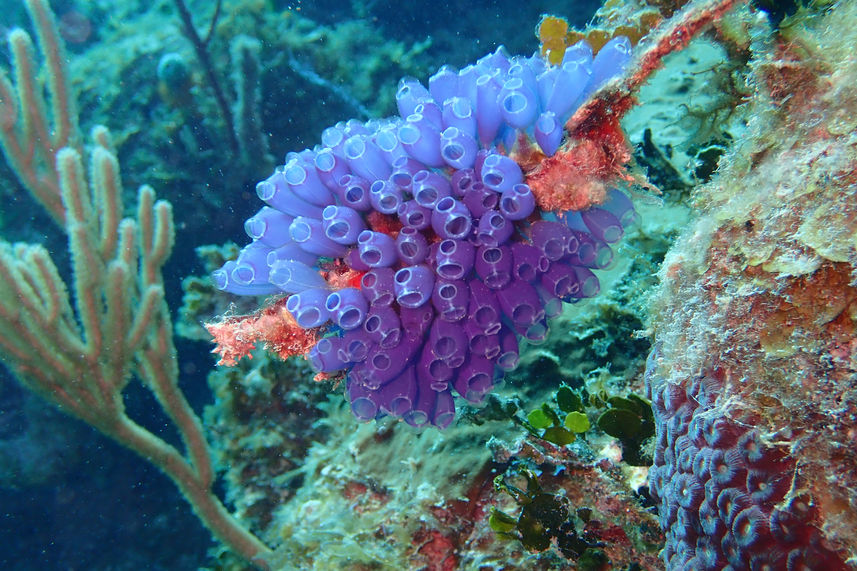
[{"left": 646, "top": 2, "right": 857, "bottom": 568}]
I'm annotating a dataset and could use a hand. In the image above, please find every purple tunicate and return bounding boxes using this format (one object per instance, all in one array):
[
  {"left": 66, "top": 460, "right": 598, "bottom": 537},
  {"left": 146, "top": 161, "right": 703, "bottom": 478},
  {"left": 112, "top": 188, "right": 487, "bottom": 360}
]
[
  {"left": 442, "top": 97, "right": 477, "bottom": 139},
  {"left": 394, "top": 264, "right": 435, "bottom": 308},
  {"left": 451, "top": 168, "right": 477, "bottom": 198},
  {"left": 543, "top": 61, "right": 590, "bottom": 120},
  {"left": 518, "top": 316, "right": 550, "bottom": 345},
  {"left": 308, "top": 337, "right": 351, "bottom": 373},
  {"left": 588, "top": 36, "right": 632, "bottom": 95},
  {"left": 403, "top": 384, "right": 437, "bottom": 429},
  {"left": 314, "top": 147, "right": 349, "bottom": 191},
  {"left": 499, "top": 183, "right": 536, "bottom": 221},
  {"left": 563, "top": 39, "right": 594, "bottom": 68},
  {"left": 397, "top": 200, "right": 432, "bottom": 230},
  {"left": 455, "top": 65, "right": 480, "bottom": 104},
  {"left": 414, "top": 100, "right": 443, "bottom": 129},
  {"left": 335, "top": 174, "right": 372, "bottom": 211},
  {"left": 497, "top": 326, "right": 520, "bottom": 371},
  {"left": 535, "top": 111, "right": 563, "bottom": 157},
  {"left": 326, "top": 287, "right": 369, "bottom": 330},
  {"left": 232, "top": 241, "right": 272, "bottom": 286},
  {"left": 369, "top": 179, "right": 403, "bottom": 215},
  {"left": 338, "top": 328, "right": 374, "bottom": 363},
  {"left": 467, "top": 279, "right": 502, "bottom": 335},
  {"left": 361, "top": 267, "right": 396, "bottom": 306},
  {"left": 390, "top": 167, "right": 414, "bottom": 191},
  {"left": 453, "top": 353, "right": 495, "bottom": 404},
  {"left": 431, "top": 279, "right": 470, "bottom": 322},
  {"left": 480, "top": 45, "right": 512, "bottom": 73},
  {"left": 283, "top": 158, "right": 333, "bottom": 207},
  {"left": 342, "top": 118, "right": 370, "bottom": 137},
  {"left": 373, "top": 124, "right": 407, "bottom": 164},
  {"left": 363, "top": 304, "right": 403, "bottom": 348},
  {"left": 475, "top": 244, "right": 512, "bottom": 289},
  {"left": 289, "top": 216, "right": 347, "bottom": 257},
  {"left": 601, "top": 188, "right": 638, "bottom": 228},
  {"left": 390, "top": 155, "right": 423, "bottom": 183},
  {"left": 343, "top": 134, "right": 392, "bottom": 182},
  {"left": 395, "top": 226, "right": 429, "bottom": 265},
  {"left": 285, "top": 287, "right": 331, "bottom": 328},
  {"left": 354, "top": 334, "right": 420, "bottom": 389},
  {"left": 535, "top": 284, "right": 564, "bottom": 318},
  {"left": 222, "top": 40, "right": 642, "bottom": 429},
  {"left": 321, "top": 123, "right": 346, "bottom": 154},
  {"left": 561, "top": 265, "right": 599, "bottom": 299},
  {"left": 376, "top": 365, "right": 417, "bottom": 417},
  {"left": 476, "top": 211, "right": 514, "bottom": 246},
  {"left": 432, "top": 390, "right": 456, "bottom": 429},
  {"left": 396, "top": 77, "right": 431, "bottom": 119},
  {"left": 399, "top": 303, "right": 434, "bottom": 340},
  {"left": 440, "top": 126, "right": 479, "bottom": 170},
  {"left": 510, "top": 242, "right": 548, "bottom": 283},
  {"left": 435, "top": 239, "right": 475, "bottom": 281},
  {"left": 463, "top": 318, "right": 501, "bottom": 359},
  {"left": 531, "top": 220, "right": 575, "bottom": 261},
  {"left": 357, "top": 230, "right": 398, "bottom": 268},
  {"left": 479, "top": 152, "right": 524, "bottom": 192},
  {"left": 347, "top": 379, "right": 379, "bottom": 421},
  {"left": 581, "top": 206, "right": 624, "bottom": 244},
  {"left": 508, "top": 60, "right": 538, "bottom": 93},
  {"left": 431, "top": 197, "right": 473, "bottom": 240},
  {"left": 244, "top": 206, "right": 294, "bottom": 247},
  {"left": 417, "top": 343, "right": 455, "bottom": 392},
  {"left": 343, "top": 249, "right": 370, "bottom": 271},
  {"left": 266, "top": 243, "right": 318, "bottom": 268},
  {"left": 269, "top": 258, "right": 328, "bottom": 293},
  {"left": 498, "top": 76, "right": 539, "bottom": 130},
  {"left": 256, "top": 170, "right": 324, "bottom": 219},
  {"left": 412, "top": 170, "right": 453, "bottom": 210},
  {"left": 462, "top": 181, "right": 499, "bottom": 218},
  {"left": 322, "top": 205, "right": 366, "bottom": 245},
  {"left": 566, "top": 231, "right": 613, "bottom": 269},
  {"left": 212, "top": 261, "right": 280, "bottom": 296},
  {"left": 475, "top": 71, "right": 503, "bottom": 146},
  {"left": 540, "top": 261, "right": 580, "bottom": 298},
  {"left": 428, "top": 64, "right": 458, "bottom": 105},
  {"left": 377, "top": 366, "right": 419, "bottom": 417},
  {"left": 398, "top": 112, "right": 444, "bottom": 167},
  {"left": 496, "top": 279, "right": 545, "bottom": 327}
]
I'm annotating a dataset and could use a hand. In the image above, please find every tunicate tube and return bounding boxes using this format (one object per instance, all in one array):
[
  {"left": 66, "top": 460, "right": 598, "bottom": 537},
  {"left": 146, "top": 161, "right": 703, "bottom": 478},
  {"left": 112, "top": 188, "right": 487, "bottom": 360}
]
[
  {"left": 268, "top": 258, "right": 328, "bottom": 293},
  {"left": 357, "top": 230, "right": 398, "bottom": 268},
  {"left": 394, "top": 264, "right": 435, "bottom": 308},
  {"left": 499, "top": 183, "right": 536, "bottom": 221},
  {"left": 322, "top": 205, "right": 366, "bottom": 245},
  {"left": 395, "top": 227, "right": 429, "bottom": 265},
  {"left": 326, "top": 287, "right": 369, "bottom": 330},
  {"left": 435, "top": 239, "right": 475, "bottom": 281},
  {"left": 475, "top": 244, "right": 513, "bottom": 289},
  {"left": 363, "top": 304, "right": 403, "bottom": 348},
  {"left": 431, "top": 279, "right": 470, "bottom": 322},
  {"left": 398, "top": 112, "right": 444, "bottom": 168},
  {"left": 244, "top": 206, "right": 294, "bottom": 247},
  {"left": 289, "top": 216, "right": 347, "bottom": 257},
  {"left": 285, "top": 287, "right": 331, "bottom": 328},
  {"left": 479, "top": 152, "right": 524, "bottom": 192},
  {"left": 431, "top": 197, "right": 473, "bottom": 240},
  {"left": 462, "top": 182, "right": 499, "bottom": 218}
]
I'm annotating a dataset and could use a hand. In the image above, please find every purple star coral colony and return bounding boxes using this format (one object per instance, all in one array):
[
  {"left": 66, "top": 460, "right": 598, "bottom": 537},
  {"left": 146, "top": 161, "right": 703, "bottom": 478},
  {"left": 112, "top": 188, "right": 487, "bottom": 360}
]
[
  {"left": 213, "top": 37, "right": 637, "bottom": 429},
  {"left": 647, "top": 362, "right": 846, "bottom": 570}
]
